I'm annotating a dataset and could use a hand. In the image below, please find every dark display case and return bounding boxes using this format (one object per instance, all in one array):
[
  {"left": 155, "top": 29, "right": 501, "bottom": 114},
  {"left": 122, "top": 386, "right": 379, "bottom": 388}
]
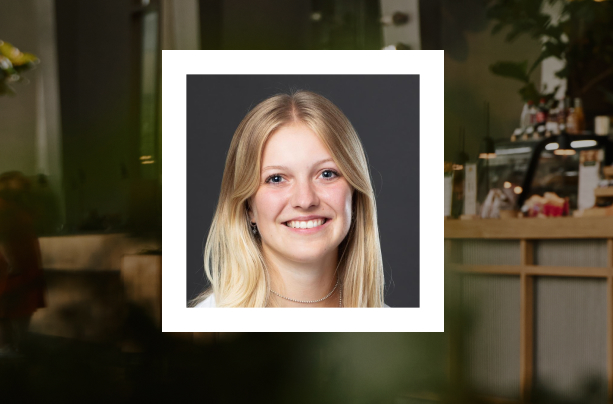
[{"left": 483, "top": 134, "right": 613, "bottom": 211}]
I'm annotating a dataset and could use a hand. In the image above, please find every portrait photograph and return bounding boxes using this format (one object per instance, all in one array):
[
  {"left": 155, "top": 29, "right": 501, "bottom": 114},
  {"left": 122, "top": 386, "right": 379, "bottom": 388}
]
[
  {"left": 186, "top": 74, "right": 419, "bottom": 309},
  {"left": 162, "top": 51, "right": 443, "bottom": 331}
]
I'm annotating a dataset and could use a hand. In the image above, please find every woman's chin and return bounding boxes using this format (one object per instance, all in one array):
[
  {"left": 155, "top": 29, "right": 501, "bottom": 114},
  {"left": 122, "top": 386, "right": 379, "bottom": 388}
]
[
  {"left": 278, "top": 247, "right": 335, "bottom": 265},
  {"left": 262, "top": 239, "right": 338, "bottom": 266}
]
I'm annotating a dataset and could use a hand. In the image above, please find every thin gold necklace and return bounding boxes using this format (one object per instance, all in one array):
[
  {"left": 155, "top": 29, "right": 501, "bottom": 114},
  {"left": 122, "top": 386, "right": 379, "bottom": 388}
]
[{"left": 270, "top": 278, "right": 342, "bottom": 307}]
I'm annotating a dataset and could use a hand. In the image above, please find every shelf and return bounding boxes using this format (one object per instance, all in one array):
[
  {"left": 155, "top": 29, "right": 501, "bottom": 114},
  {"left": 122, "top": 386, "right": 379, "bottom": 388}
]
[
  {"left": 595, "top": 187, "right": 613, "bottom": 198},
  {"left": 448, "top": 263, "right": 613, "bottom": 277},
  {"left": 444, "top": 216, "right": 613, "bottom": 239}
]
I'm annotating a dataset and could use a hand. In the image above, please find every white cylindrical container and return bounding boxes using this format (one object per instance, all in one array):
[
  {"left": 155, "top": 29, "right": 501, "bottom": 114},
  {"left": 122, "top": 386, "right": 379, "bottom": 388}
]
[{"left": 594, "top": 116, "right": 610, "bottom": 136}]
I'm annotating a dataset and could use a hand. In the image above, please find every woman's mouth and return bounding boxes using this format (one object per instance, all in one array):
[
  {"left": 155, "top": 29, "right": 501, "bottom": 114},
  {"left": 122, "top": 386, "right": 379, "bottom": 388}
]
[{"left": 284, "top": 218, "right": 328, "bottom": 229}]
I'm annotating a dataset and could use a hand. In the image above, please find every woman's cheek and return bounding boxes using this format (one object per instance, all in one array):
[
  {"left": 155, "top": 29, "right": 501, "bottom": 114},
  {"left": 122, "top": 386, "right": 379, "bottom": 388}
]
[
  {"left": 327, "top": 181, "right": 353, "bottom": 213},
  {"left": 256, "top": 188, "right": 287, "bottom": 219}
]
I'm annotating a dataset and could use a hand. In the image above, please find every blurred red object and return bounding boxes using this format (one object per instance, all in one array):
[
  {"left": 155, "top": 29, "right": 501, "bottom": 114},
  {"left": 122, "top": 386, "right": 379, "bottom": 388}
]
[{"left": 522, "top": 192, "right": 569, "bottom": 218}]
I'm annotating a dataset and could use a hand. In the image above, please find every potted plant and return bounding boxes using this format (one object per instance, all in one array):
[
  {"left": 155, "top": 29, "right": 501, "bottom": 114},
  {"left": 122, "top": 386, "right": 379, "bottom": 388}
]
[{"left": 487, "top": 0, "right": 613, "bottom": 123}]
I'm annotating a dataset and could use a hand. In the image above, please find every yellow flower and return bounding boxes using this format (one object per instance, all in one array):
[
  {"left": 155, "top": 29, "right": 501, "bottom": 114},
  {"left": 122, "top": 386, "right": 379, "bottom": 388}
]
[{"left": 0, "top": 40, "right": 38, "bottom": 67}]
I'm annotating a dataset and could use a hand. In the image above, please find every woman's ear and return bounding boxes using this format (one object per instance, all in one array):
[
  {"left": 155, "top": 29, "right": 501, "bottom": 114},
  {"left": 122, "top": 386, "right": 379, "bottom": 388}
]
[{"left": 246, "top": 200, "right": 255, "bottom": 222}]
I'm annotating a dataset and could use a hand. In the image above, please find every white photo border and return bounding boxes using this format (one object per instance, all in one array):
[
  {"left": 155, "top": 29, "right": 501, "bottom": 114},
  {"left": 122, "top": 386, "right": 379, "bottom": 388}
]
[{"left": 162, "top": 50, "right": 444, "bottom": 332}]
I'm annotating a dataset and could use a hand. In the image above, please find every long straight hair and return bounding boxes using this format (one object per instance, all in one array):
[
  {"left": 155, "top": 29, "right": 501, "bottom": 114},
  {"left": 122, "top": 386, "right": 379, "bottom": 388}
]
[{"left": 193, "top": 90, "right": 384, "bottom": 307}]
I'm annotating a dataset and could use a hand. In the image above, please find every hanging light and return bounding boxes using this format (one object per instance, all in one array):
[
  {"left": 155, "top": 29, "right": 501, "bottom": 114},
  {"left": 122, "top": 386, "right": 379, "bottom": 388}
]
[
  {"left": 553, "top": 125, "right": 576, "bottom": 156},
  {"left": 570, "top": 140, "right": 598, "bottom": 148}
]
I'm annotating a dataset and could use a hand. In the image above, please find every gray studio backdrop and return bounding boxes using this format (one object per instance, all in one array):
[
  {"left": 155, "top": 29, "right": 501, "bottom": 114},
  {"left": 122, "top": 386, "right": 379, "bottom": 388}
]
[{"left": 186, "top": 75, "right": 419, "bottom": 307}]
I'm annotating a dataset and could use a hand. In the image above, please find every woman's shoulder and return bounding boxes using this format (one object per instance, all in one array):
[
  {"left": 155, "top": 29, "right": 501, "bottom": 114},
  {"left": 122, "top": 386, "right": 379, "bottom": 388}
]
[{"left": 194, "top": 294, "right": 216, "bottom": 308}]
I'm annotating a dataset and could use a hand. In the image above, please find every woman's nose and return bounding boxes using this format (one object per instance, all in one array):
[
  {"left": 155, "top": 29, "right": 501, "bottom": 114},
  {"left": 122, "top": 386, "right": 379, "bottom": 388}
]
[{"left": 291, "top": 179, "right": 320, "bottom": 209}]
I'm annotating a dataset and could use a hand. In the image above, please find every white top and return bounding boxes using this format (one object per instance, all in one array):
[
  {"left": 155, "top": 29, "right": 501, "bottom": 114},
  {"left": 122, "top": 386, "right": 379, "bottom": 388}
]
[
  {"left": 195, "top": 295, "right": 216, "bottom": 308},
  {"left": 194, "top": 294, "right": 390, "bottom": 308}
]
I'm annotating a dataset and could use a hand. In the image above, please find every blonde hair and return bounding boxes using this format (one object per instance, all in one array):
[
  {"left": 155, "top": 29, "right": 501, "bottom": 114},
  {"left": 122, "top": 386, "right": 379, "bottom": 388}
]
[{"left": 193, "top": 90, "right": 385, "bottom": 307}]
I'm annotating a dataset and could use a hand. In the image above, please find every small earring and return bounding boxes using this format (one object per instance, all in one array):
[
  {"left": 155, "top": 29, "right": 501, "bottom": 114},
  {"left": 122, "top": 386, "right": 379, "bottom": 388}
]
[{"left": 250, "top": 222, "right": 258, "bottom": 235}]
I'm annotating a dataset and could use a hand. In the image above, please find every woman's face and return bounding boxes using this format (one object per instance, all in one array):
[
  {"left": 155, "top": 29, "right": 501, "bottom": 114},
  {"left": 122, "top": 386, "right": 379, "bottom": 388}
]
[{"left": 249, "top": 122, "right": 353, "bottom": 266}]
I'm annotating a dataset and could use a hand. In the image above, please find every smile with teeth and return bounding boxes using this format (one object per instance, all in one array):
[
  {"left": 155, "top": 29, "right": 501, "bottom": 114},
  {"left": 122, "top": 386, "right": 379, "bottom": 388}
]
[{"left": 285, "top": 218, "right": 327, "bottom": 229}]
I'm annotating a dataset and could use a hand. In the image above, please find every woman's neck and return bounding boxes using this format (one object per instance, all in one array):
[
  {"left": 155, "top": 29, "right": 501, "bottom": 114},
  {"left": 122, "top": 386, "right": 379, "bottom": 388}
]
[{"left": 264, "top": 248, "right": 341, "bottom": 308}]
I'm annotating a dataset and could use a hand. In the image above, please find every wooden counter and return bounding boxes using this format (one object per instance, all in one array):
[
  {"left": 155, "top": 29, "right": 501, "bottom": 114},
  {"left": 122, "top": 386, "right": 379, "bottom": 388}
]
[
  {"left": 444, "top": 216, "right": 613, "bottom": 402},
  {"left": 445, "top": 216, "right": 613, "bottom": 239}
]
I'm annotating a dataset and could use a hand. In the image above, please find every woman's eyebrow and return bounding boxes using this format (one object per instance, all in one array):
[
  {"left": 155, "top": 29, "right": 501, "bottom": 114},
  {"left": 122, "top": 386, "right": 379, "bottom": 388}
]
[{"left": 262, "top": 158, "right": 334, "bottom": 172}]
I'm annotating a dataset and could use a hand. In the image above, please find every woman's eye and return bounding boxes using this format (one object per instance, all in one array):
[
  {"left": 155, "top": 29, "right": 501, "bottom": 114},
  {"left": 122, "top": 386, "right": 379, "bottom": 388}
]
[
  {"left": 265, "top": 174, "right": 284, "bottom": 184},
  {"left": 321, "top": 170, "right": 339, "bottom": 179}
]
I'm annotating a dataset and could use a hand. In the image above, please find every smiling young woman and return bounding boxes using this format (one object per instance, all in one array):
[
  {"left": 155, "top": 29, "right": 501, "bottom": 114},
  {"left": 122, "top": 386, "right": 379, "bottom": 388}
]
[{"left": 192, "top": 90, "right": 386, "bottom": 308}]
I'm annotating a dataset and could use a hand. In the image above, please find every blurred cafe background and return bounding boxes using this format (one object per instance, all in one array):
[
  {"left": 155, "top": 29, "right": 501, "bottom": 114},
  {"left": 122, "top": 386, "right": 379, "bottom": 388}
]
[
  {"left": 444, "top": 1, "right": 613, "bottom": 404},
  {"left": 1, "top": 0, "right": 611, "bottom": 402}
]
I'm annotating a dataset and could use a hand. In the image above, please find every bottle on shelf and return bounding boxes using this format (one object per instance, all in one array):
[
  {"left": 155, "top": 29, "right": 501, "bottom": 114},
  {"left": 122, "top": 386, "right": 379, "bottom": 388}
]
[
  {"left": 536, "top": 98, "right": 548, "bottom": 124},
  {"left": 529, "top": 101, "right": 538, "bottom": 126},
  {"left": 522, "top": 126, "right": 534, "bottom": 141},
  {"left": 595, "top": 116, "right": 611, "bottom": 136},
  {"left": 557, "top": 98, "right": 568, "bottom": 127},
  {"left": 546, "top": 107, "right": 559, "bottom": 137},
  {"left": 566, "top": 97, "right": 585, "bottom": 134},
  {"left": 520, "top": 102, "right": 531, "bottom": 130},
  {"left": 534, "top": 124, "right": 546, "bottom": 140},
  {"left": 573, "top": 97, "right": 585, "bottom": 134},
  {"left": 511, "top": 128, "right": 522, "bottom": 142}
]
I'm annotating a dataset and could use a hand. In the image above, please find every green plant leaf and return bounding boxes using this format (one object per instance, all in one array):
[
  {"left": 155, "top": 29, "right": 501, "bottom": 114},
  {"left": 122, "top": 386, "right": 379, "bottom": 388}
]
[
  {"left": 519, "top": 82, "right": 541, "bottom": 103},
  {"left": 528, "top": 42, "right": 566, "bottom": 76},
  {"left": 491, "top": 22, "right": 505, "bottom": 36},
  {"left": 543, "top": 24, "right": 563, "bottom": 40},
  {"left": 490, "top": 61, "right": 530, "bottom": 83},
  {"left": 544, "top": 85, "right": 560, "bottom": 104},
  {"left": 488, "top": 0, "right": 613, "bottom": 104},
  {"left": 554, "top": 64, "right": 568, "bottom": 79}
]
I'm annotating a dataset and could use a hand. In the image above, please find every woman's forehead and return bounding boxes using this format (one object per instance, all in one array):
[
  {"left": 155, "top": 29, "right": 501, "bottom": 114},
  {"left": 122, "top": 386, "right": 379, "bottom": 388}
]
[{"left": 260, "top": 123, "right": 336, "bottom": 169}]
